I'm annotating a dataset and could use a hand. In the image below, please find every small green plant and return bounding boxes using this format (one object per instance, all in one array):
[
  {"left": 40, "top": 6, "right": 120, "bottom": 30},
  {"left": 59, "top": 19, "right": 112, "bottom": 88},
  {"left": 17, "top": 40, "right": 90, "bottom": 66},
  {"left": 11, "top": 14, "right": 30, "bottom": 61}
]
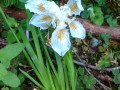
[
  {"left": 82, "top": 0, "right": 119, "bottom": 27},
  {"left": 97, "top": 56, "right": 111, "bottom": 68},
  {"left": 76, "top": 67, "right": 96, "bottom": 90},
  {"left": 88, "top": 7, "right": 104, "bottom": 26},
  {"left": 112, "top": 69, "right": 120, "bottom": 84},
  {"left": 0, "top": 43, "right": 24, "bottom": 88},
  {"left": 0, "top": 0, "right": 87, "bottom": 89},
  {"left": 106, "top": 16, "right": 118, "bottom": 28},
  {"left": 100, "top": 32, "right": 110, "bottom": 48},
  {"left": 1, "top": 87, "right": 9, "bottom": 90},
  {"left": 83, "top": 75, "right": 96, "bottom": 90}
]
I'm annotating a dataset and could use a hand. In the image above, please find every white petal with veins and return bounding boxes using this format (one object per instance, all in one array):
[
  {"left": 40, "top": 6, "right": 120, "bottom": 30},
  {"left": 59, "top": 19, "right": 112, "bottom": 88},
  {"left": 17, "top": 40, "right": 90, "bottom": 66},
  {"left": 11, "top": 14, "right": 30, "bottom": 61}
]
[
  {"left": 50, "top": 27, "right": 71, "bottom": 56},
  {"left": 45, "top": 1, "right": 60, "bottom": 15},
  {"left": 25, "top": 0, "right": 47, "bottom": 14},
  {"left": 69, "top": 21, "right": 86, "bottom": 39},
  {"left": 67, "top": 0, "right": 84, "bottom": 15},
  {"left": 29, "top": 13, "right": 54, "bottom": 30}
]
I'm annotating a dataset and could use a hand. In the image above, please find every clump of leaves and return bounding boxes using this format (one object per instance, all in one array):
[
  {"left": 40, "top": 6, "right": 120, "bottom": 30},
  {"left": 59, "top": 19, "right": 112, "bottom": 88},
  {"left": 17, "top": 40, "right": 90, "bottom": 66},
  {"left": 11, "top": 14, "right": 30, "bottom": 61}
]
[
  {"left": 112, "top": 69, "right": 120, "bottom": 84},
  {"left": 83, "top": 75, "right": 96, "bottom": 90},
  {"left": 1, "top": 87, "right": 9, "bottom": 90},
  {"left": 82, "top": 0, "right": 119, "bottom": 27},
  {"left": 97, "top": 56, "right": 111, "bottom": 68},
  {"left": 100, "top": 33, "right": 110, "bottom": 48},
  {"left": 0, "top": 43, "right": 24, "bottom": 88},
  {"left": 106, "top": 16, "right": 118, "bottom": 28},
  {"left": 88, "top": 7, "right": 104, "bottom": 26},
  {"left": 76, "top": 67, "right": 96, "bottom": 90}
]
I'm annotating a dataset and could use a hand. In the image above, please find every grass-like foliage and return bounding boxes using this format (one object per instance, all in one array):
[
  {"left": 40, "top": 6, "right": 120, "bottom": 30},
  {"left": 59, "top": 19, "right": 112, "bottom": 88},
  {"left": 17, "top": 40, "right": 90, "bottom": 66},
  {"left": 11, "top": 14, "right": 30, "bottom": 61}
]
[
  {"left": 0, "top": 6, "right": 76, "bottom": 90},
  {"left": 0, "top": 0, "right": 18, "bottom": 7}
]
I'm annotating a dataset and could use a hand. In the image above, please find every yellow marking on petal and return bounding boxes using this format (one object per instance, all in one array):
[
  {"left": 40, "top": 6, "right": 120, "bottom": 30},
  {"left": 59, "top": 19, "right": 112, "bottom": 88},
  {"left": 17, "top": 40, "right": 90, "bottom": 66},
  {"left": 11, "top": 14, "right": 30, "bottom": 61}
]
[
  {"left": 56, "top": 19, "right": 60, "bottom": 25},
  {"left": 38, "top": 3, "right": 45, "bottom": 12},
  {"left": 41, "top": 16, "right": 52, "bottom": 21},
  {"left": 69, "top": 3, "right": 78, "bottom": 12},
  {"left": 70, "top": 22, "right": 77, "bottom": 30},
  {"left": 57, "top": 29, "right": 64, "bottom": 40}
]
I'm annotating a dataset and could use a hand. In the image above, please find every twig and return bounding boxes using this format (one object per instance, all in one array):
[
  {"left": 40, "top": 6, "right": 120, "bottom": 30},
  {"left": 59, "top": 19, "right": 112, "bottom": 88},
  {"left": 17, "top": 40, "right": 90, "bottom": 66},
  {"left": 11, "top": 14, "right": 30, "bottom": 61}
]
[
  {"left": 74, "top": 60, "right": 120, "bottom": 72},
  {"left": 96, "top": 75, "right": 113, "bottom": 82},
  {"left": 73, "top": 50, "right": 110, "bottom": 90},
  {"left": 0, "top": 38, "right": 7, "bottom": 46},
  {"left": 84, "top": 66, "right": 109, "bottom": 90},
  {"left": 19, "top": 63, "right": 31, "bottom": 68}
]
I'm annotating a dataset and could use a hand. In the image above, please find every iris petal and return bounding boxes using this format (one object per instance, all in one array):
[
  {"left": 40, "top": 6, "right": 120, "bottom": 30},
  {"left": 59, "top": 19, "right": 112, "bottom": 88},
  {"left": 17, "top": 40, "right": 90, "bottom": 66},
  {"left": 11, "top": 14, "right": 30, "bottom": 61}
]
[
  {"left": 25, "top": 0, "right": 47, "bottom": 14},
  {"left": 69, "top": 21, "right": 86, "bottom": 39},
  {"left": 67, "top": 0, "right": 84, "bottom": 15},
  {"left": 29, "top": 13, "right": 53, "bottom": 30},
  {"left": 51, "top": 28, "right": 71, "bottom": 56}
]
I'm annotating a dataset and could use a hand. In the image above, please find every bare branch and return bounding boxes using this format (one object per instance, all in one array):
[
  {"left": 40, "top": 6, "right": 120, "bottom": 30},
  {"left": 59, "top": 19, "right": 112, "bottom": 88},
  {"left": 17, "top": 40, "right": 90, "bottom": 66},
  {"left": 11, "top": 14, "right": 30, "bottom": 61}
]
[
  {"left": 74, "top": 60, "right": 120, "bottom": 72},
  {"left": 73, "top": 49, "right": 110, "bottom": 90}
]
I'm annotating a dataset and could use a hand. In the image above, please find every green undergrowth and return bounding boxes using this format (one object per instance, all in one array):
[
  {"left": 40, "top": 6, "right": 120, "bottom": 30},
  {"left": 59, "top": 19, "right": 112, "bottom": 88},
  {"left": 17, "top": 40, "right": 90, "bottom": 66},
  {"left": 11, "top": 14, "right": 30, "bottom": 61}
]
[{"left": 0, "top": 0, "right": 120, "bottom": 90}]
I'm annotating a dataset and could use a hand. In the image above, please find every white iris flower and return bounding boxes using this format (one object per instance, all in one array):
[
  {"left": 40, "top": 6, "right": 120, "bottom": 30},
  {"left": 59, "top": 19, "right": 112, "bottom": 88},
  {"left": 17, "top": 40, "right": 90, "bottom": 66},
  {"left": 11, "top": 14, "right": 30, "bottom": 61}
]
[
  {"left": 51, "top": 25, "right": 71, "bottom": 56},
  {"left": 26, "top": 0, "right": 86, "bottom": 56},
  {"left": 50, "top": 19, "right": 86, "bottom": 56},
  {"left": 29, "top": 13, "right": 55, "bottom": 29},
  {"left": 67, "top": 0, "right": 84, "bottom": 15}
]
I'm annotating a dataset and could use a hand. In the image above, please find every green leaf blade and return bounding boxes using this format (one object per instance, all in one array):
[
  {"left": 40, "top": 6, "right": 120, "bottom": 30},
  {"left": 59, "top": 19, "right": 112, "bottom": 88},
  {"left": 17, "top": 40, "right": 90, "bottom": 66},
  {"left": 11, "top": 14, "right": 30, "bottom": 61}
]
[
  {"left": 0, "top": 64, "right": 8, "bottom": 80},
  {"left": 1, "top": 71, "right": 20, "bottom": 87},
  {"left": 0, "top": 43, "right": 24, "bottom": 62}
]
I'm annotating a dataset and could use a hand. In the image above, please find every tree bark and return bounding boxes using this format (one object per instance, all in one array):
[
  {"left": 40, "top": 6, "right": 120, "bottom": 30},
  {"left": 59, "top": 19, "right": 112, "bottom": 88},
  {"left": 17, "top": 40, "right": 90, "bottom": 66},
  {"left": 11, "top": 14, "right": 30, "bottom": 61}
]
[{"left": 77, "top": 18, "right": 120, "bottom": 40}]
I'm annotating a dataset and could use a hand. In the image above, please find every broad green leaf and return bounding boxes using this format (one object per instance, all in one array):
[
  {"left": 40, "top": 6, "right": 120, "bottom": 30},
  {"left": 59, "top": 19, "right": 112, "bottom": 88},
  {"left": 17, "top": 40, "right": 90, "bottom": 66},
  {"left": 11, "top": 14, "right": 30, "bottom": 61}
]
[
  {"left": 112, "top": 69, "right": 119, "bottom": 76},
  {"left": 1, "top": 71, "right": 20, "bottom": 87},
  {"left": 76, "top": 77, "right": 84, "bottom": 90},
  {"left": 0, "top": 43, "right": 24, "bottom": 62},
  {"left": 83, "top": 75, "right": 96, "bottom": 90},
  {"left": 18, "top": 74, "right": 26, "bottom": 84},
  {"left": 88, "top": 7, "right": 104, "bottom": 26},
  {"left": 7, "top": 16, "right": 18, "bottom": 27},
  {"left": 107, "top": 16, "right": 118, "bottom": 28},
  {"left": 81, "top": 10, "right": 90, "bottom": 19},
  {"left": 113, "top": 73, "right": 120, "bottom": 84},
  {"left": 78, "top": 67, "right": 84, "bottom": 76},
  {"left": 76, "top": 82, "right": 84, "bottom": 90},
  {"left": 0, "top": 63, "right": 8, "bottom": 80},
  {"left": 95, "top": 0, "right": 106, "bottom": 6},
  {"left": 1, "top": 60, "right": 10, "bottom": 68},
  {"left": 118, "top": 86, "right": 120, "bottom": 90},
  {"left": 100, "top": 33, "right": 110, "bottom": 43},
  {"left": 10, "top": 87, "right": 21, "bottom": 90},
  {"left": 98, "top": 56, "right": 111, "bottom": 68},
  {"left": 112, "top": 69, "right": 120, "bottom": 84},
  {"left": 7, "top": 31, "right": 22, "bottom": 44},
  {"left": 1, "top": 87, "right": 9, "bottom": 90},
  {"left": 100, "top": 33, "right": 110, "bottom": 48}
]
